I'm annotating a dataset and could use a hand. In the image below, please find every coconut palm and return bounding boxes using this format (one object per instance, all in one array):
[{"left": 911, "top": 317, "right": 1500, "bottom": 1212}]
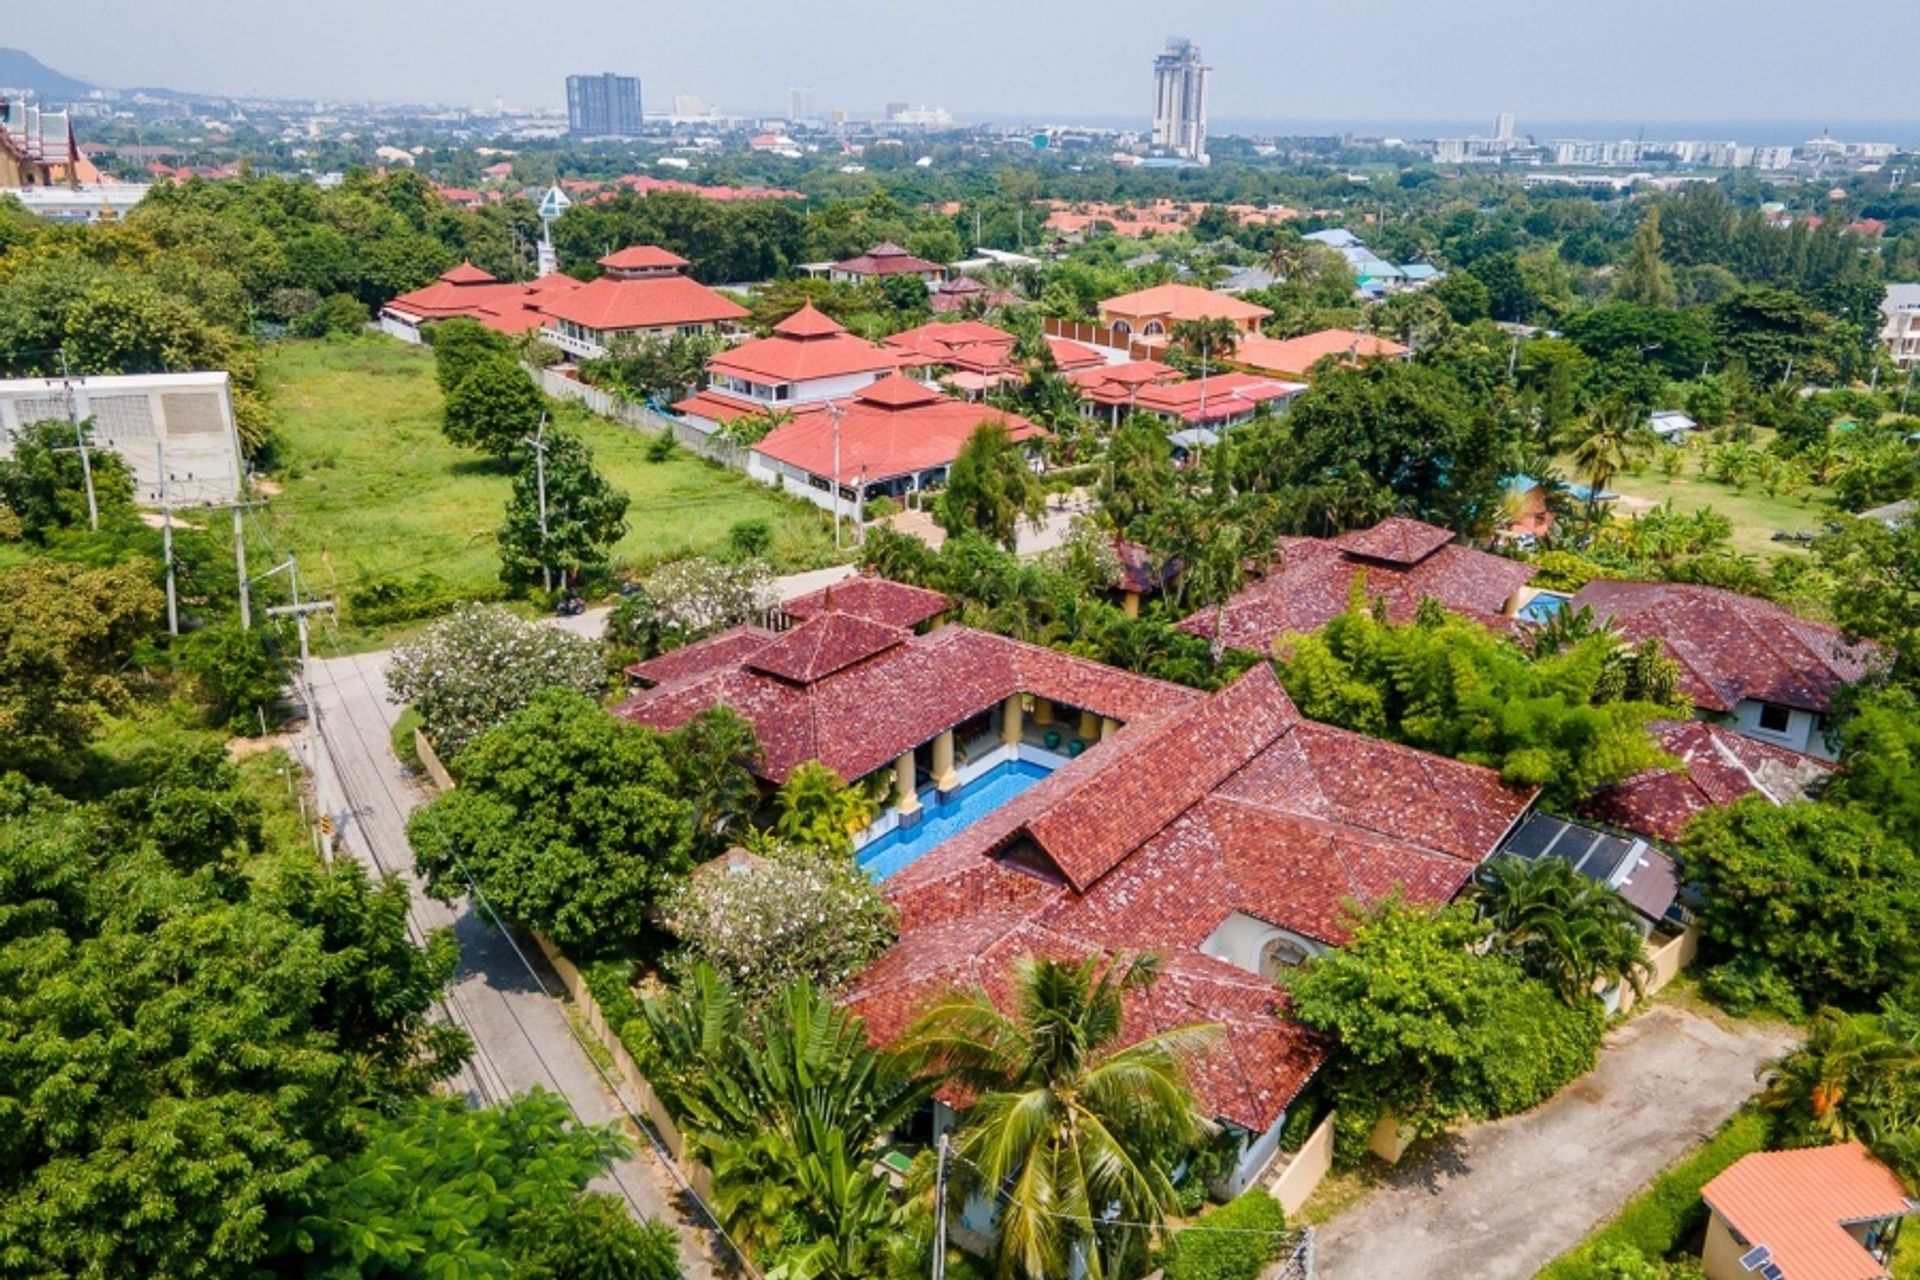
[
  {"left": 1263, "top": 233, "right": 1311, "bottom": 284},
  {"left": 897, "top": 953, "right": 1221, "bottom": 1280},
  {"left": 1757, "top": 1007, "right": 1920, "bottom": 1147},
  {"left": 1169, "top": 316, "right": 1241, "bottom": 372},
  {"left": 773, "top": 760, "right": 874, "bottom": 855},
  {"left": 1471, "top": 853, "right": 1653, "bottom": 1005},
  {"left": 1568, "top": 396, "right": 1654, "bottom": 520}
]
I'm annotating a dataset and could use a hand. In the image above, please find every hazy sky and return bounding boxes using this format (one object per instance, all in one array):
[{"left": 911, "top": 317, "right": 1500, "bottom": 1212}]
[{"left": 31, "top": 0, "right": 1920, "bottom": 128}]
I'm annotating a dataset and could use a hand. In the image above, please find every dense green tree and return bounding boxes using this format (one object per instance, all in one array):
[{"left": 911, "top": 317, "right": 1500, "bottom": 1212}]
[
  {"left": 1430, "top": 270, "right": 1492, "bottom": 324},
  {"left": 1611, "top": 210, "right": 1677, "bottom": 308},
  {"left": 0, "top": 419, "right": 136, "bottom": 544},
  {"left": 441, "top": 354, "right": 547, "bottom": 461},
  {"left": 1096, "top": 414, "right": 1176, "bottom": 535},
  {"left": 1288, "top": 899, "right": 1606, "bottom": 1156},
  {"left": 1264, "top": 358, "right": 1508, "bottom": 536},
  {"left": 179, "top": 623, "right": 287, "bottom": 735},
  {"left": 1561, "top": 304, "right": 1715, "bottom": 383},
  {"left": 898, "top": 954, "right": 1219, "bottom": 1280},
  {"left": 427, "top": 315, "right": 511, "bottom": 393},
  {"left": 937, "top": 421, "right": 1045, "bottom": 551},
  {"left": 1679, "top": 797, "right": 1920, "bottom": 1011},
  {"left": 1814, "top": 516, "right": 1920, "bottom": 684},
  {"left": 0, "top": 558, "right": 165, "bottom": 774},
  {"left": 1755, "top": 1006, "right": 1920, "bottom": 1154},
  {"left": 498, "top": 428, "right": 632, "bottom": 587},
  {"left": 407, "top": 688, "right": 697, "bottom": 954},
  {"left": 1472, "top": 854, "right": 1652, "bottom": 1005},
  {"left": 1273, "top": 591, "right": 1676, "bottom": 804},
  {"left": 1710, "top": 286, "right": 1842, "bottom": 385},
  {"left": 772, "top": 760, "right": 875, "bottom": 856},
  {"left": 290, "top": 1090, "right": 680, "bottom": 1279}
]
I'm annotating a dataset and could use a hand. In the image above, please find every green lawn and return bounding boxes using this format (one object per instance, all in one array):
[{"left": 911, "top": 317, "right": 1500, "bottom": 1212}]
[
  {"left": 1602, "top": 466, "right": 1832, "bottom": 560},
  {"left": 255, "top": 337, "right": 836, "bottom": 607}
]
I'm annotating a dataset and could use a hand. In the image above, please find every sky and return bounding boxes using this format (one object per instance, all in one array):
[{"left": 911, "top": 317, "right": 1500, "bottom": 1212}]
[{"left": 29, "top": 0, "right": 1920, "bottom": 132}]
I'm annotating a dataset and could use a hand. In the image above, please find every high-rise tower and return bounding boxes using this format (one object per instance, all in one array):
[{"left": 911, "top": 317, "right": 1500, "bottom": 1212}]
[{"left": 1151, "top": 38, "right": 1211, "bottom": 163}]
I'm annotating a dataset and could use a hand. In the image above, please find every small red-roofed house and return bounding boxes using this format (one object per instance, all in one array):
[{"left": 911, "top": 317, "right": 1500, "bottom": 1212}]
[
  {"left": 827, "top": 240, "right": 946, "bottom": 284},
  {"left": 1701, "top": 1143, "right": 1916, "bottom": 1280},
  {"left": 1234, "top": 329, "right": 1411, "bottom": 381},
  {"left": 1097, "top": 284, "right": 1272, "bottom": 343},
  {"left": 1180, "top": 516, "right": 1535, "bottom": 654},
  {"left": 1568, "top": 580, "right": 1878, "bottom": 760},
  {"left": 379, "top": 262, "right": 587, "bottom": 343},
  {"left": 538, "top": 246, "right": 748, "bottom": 358},
  {"left": 675, "top": 305, "right": 902, "bottom": 431}
]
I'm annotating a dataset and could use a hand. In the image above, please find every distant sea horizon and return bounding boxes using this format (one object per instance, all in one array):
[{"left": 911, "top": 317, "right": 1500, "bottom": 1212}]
[{"left": 968, "top": 112, "right": 1920, "bottom": 149}]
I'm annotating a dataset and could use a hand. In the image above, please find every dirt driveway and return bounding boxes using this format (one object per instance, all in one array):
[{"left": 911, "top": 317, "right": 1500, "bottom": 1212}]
[{"left": 1311, "top": 1006, "right": 1795, "bottom": 1280}]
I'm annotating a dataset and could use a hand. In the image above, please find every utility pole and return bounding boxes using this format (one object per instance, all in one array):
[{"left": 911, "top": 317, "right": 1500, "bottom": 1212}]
[
  {"left": 233, "top": 506, "right": 251, "bottom": 629},
  {"left": 260, "top": 557, "right": 335, "bottom": 720},
  {"left": 57, "top": 350, "right": 99, "bottom": 531},
  {"left": 931, "top": 1133, "right": 951, "bottom": 1280},
  {"left": 156, "top": 440, "right": 178, "bottom": 636},
  {"left": 524, "top": 413, "right": 552, "bottom": 593}
]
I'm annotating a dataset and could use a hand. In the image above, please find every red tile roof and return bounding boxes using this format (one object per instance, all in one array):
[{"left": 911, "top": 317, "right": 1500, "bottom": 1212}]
[
  {"left": 627, "top": 625, "right": 778, "bottom": 687},
  {"left": 1130, "top": 372, "right": 1307, "bottom": 425},
  {"left": 616, "top": 608, "right": 1195, "bottom": 784},
  {"left": 885, "top": 321, "right": 1018, "bottom": 374},
  {"left": 1702, "top": 1143, "right": 1916, "bottom": 1280},
  {"left": 707, "top": 306, "right": 902, "bottom": 384},
  {"left": 783, "top": 576, "right": 949, "bottom": 630},
  {"left": 1235, "top": 329, "right": 1410, "bottom": 379},
  {"left": 747, "top": 391, "right": 1045, "bottom": 486},
  {"left": 538, "top": 273, "right": 748, "bottom": 334},
  {"left": 1568, "top": 581, "right": 1877, "bottom": 714},
  {"left": 1069, "top": 360, "right": 1185, "bottom": 407},
  {"left": 382, "top": 267, "right": 586, "bottom": 335},
  {"left": 854, "top": 664, "right": 1531, "bottom": 1133},
  {"left": 1099, "top": 283, "right": 1272, "bottom": 324},
  {"left": 1179, "top": 518, "right": 1534, "bottom": 652},
  {"left": 1044, "top": 336, "right": 1110, "bottom": 372},
  {"left": 746, "top": 612, "right": 908, "bottom": 683},
  {"left": 598, "top": 245, "right": 689, "bottom": 272},
  {"left": 833, "top": 241, "right": 945, "bottom": 277},
  {"left": 1583, "top": 719, "right": 1835, "bottom": 843}
]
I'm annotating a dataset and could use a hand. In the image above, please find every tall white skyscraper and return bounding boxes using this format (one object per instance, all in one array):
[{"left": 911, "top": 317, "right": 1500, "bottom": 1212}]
[
  {"left": 1494, "top": 111, "right": 1516, "bottom": 141},
  {"left": 1151, "top": 37, "right": 1211, "bottom": 163},
  {"left": 789, "top": 85, "right": 816, "bottom": 122}
]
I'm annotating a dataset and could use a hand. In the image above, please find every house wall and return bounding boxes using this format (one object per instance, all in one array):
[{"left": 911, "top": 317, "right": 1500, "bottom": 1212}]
[
  {"left": 1612, "top": 922, "right": 1700, "bottom": 1015},
  {"left": 1269, "top": 1111, "right": 1338, "bottom": 1217},
  {"left": 379, "top": 312, "right": 425, "bottom": 343},
  {"left": 1701, "top": 1212, "right": 1747, "bottom": 1280},
  {"left": 1724, "top": 699, "right": 1831, "bottom": 760},
  {"left": 1199, "top": 911, "right": 1325, "bottom": 978},
  {"left": 1219, "top": 1110, "right": 1288, "bottom": 1199}
]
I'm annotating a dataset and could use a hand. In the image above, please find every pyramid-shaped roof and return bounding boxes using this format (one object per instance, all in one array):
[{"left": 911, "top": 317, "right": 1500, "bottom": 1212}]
[
  {"left": 772, "top": 302, "right": 847, "bottom": 338},
  {"left": 440, "top": 261, "right": 498, "bottom": 285},
  {"left": 855, "top": 373, "right": 944, "bottom": 409}
]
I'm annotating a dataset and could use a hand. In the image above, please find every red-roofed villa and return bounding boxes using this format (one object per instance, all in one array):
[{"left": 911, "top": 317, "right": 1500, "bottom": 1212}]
[
  {"left": 379, "top": 263, "right": 585, "bottom": 343},
  {"left": 538, "top": 246, "right": 749, "bottom": 359}
]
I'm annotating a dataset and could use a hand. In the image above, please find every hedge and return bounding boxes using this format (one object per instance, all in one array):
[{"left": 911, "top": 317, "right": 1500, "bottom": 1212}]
[
  {"left": 1536, "top": 1109, "right": 1774, "bottom": 1280},
  {"left": 1162, "top": 1188, "right": 1288, "bottom": 1280}
]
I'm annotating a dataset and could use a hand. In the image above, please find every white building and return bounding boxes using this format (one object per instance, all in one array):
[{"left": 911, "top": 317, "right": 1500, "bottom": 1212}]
[
  {"left": 0, "top": 371, "right": 244, "bottom": 507},
  {"left": 1150, "top": 37, "right": 1210, "bottom": 163},
  {"left": 1882, "top": 283, "right": 1920, "bottom": 370}
]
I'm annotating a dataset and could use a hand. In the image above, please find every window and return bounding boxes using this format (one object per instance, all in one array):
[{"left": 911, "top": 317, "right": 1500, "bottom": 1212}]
[
  {"left": 1260, "top": 935, "right": 1311, "bottom": 980},
  {"left": 1143, "top": 320, "right": 1166, "bottom": 337},
  {"left": 1757, "top": 703, "right": 1792, "bottom": 734}
]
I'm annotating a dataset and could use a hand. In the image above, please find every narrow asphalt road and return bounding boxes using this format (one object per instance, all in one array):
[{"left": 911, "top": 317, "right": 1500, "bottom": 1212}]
[
  {"left": 299, "top": 647, "right": 720, "bottom": 1279},
  {"left": 1311, "top": 1006, "right": 1797, "bottom": 1280}
]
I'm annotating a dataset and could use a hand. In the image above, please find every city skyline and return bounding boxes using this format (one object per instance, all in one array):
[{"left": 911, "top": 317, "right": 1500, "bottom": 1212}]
[{"left": 21, "top": 0, "right": 1920, "bottom": 128}]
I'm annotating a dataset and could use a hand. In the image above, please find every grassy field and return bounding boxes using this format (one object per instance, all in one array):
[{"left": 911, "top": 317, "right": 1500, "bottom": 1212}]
[
  {"left": 255, "top": 337, "right": 836, "bottom": 607},
  {"left": 1602, "top": 466, "right": 1831, "bottom": 560}
]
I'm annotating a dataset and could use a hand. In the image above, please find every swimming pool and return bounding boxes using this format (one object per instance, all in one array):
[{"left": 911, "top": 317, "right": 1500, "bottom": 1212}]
[
  {"left": 856, "top": 759, "right": 1054, "bottom": 880},
  {"left": 1518, "top": 591, "right": 1571, "bottom": 624}
]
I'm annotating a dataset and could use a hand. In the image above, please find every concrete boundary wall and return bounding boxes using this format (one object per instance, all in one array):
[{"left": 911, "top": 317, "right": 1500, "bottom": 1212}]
[{"left": 1269, "top": 1111, "right": 1338, "bottom": 1217}]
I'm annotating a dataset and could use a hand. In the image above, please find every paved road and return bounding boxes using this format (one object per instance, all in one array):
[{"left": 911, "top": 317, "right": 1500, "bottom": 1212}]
[
  {"left": 299, "top": 649, "right": 720, "bottom": 1279},
  {"left": 1312, "top": 1006, "right": 1796, "bottom": 1280}
]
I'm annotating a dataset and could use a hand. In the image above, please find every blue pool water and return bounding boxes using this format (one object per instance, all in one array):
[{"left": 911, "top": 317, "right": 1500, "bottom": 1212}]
[
  {"left": 856, "top": 760, "right": 1054, "bottom": 880},
  {"left": 1519, "top": 591, "right": 1572, "bottom": 624}
]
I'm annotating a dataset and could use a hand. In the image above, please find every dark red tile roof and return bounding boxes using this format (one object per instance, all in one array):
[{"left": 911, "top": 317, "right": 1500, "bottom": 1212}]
[
  {"left": 382, "top": 268, "right": 584, "bottom": 335},
  {"left": 626, "top": 625, "right": 777, "bottom": 687},
  {"left": 746, "top": 613, "right": 907, "bottom": 683},
  {"left": 1568, "top": 581, "right": 1877, "bottom": 714},
  {"left": 783, "top": 576, "right": 948, "bottom": 630},
  {"left": 833, "top": 241, "right": 944, "bottom": 277},
  {"left": 615, "top": 605, "right": 1195, "bottom": 783},
  {"left": 852, "top": 664, "right": 1531, "bottom": 1133},
  {"left": 1179, "top": 519, "right": 1535, "bottom": 653},
  {"left": 1582, "top": 718, "right": 1835, "bottom": 843}
]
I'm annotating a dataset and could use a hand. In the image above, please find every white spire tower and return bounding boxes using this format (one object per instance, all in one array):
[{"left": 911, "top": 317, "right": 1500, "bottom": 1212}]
[{"left": 536, "top": 183, "right": 570, "bottom": 276}]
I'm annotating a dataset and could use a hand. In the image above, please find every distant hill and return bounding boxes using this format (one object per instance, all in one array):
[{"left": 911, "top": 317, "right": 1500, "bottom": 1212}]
[{"left": 0, "top": 48, "right": 99, "bottom": 104}]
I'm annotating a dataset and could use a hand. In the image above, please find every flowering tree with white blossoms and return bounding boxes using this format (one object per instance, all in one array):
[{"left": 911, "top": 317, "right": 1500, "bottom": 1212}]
[
  {"left": 386, "top": 603, "right": 606, "bottom": 759},
  {"left": 611, "top": 556, "right": 775, "bottom": 660},
  {"left": 657, "top": 847, "right": 897, "bottom": 1006}
]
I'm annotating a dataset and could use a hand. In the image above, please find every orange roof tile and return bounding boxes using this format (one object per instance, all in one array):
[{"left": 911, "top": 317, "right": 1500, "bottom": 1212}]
[
  {"left": 1702, "top": 1144, "right": 1916, "bottom": 1280},
  {"left": 1235, "top": 330, "right": 1410, "bottom": 378},
  {"left": 1099, "top": 283, "right": 1272, "bottom": 324},
  {"left": 598, "top": 245, "right": 689, "bottom": 271},
  {"left": 538, "top": 273, "right": 748, "bottom": 334}
]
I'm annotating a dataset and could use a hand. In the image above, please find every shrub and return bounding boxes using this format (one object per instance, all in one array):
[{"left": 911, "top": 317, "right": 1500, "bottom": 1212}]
[
  {"left": 1162, "top": 1189, "right": 1288, "bottom": 1280},
  {"left": 724, "top": 517, "right": 773, "bottom": 560},
  {"left": 291, "top": 293, "right": 370, "bottom": 338},
  {"left": 385, "top": 603, "right": 605, "bottom": 758},
  {"left": 609, "top": 556, "right": 773, "bottom": 660},
  {"left": 862, "top": 495, "right": 901, "bottom": 521},
  {"left": 656, "top": 847, "right": 897, "bottom": 1006},
  {"left": 645, "top": 430, "right": 678, "bottom": 463},
  {"left": 346, "top": 572, "right": 509, "bottom": 627}
]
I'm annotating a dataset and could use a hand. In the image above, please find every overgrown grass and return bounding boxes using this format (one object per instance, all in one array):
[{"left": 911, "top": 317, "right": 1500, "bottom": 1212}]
[
  {"left": 256, "top": 336, "right": 838, "bottom": 625},
  {"left": 389, "top": 705, "right": 424, "bottom": 772},
  {"left": 1536, "top": 1108, "right": 1775, "bottom": 1280},
  {"left": 1603, "top": 466, "right": 1833, "bottom": 560}
]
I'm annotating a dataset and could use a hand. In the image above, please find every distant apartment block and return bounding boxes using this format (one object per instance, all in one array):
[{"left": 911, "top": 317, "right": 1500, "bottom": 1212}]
[
  {"left": 566, "top": 72, "right": 644, "bottom": 136},
  {"left": 1883, "top": 283, "right": 1920, "bottom": 370},
  {"left": 1150, "top": 37, "right": 1210, "bottom": 163}
]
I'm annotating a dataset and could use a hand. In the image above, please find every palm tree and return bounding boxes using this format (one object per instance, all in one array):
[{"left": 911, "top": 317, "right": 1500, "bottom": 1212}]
[
  {"left": 1757, "top": 1008, "right": 1920, "bottom": 1147},
  {"left": 1568, "top": 397, "right": 1653, "bottom": 520},
  {"left": 1471, "top": 854, "right": 1652, "bottom": 1005},
  {"left": 897, "top": 954, "right": 1221, "bottom": 1280},
  {"left": 1262, "top": 233, "right": 1310, "bottom": 284},
  {"left": 1169, "top": 316, "right": 1241, "bottom": 372},
  {"left": 773, "top": 760, "right": 874, "bottom": 855}
]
